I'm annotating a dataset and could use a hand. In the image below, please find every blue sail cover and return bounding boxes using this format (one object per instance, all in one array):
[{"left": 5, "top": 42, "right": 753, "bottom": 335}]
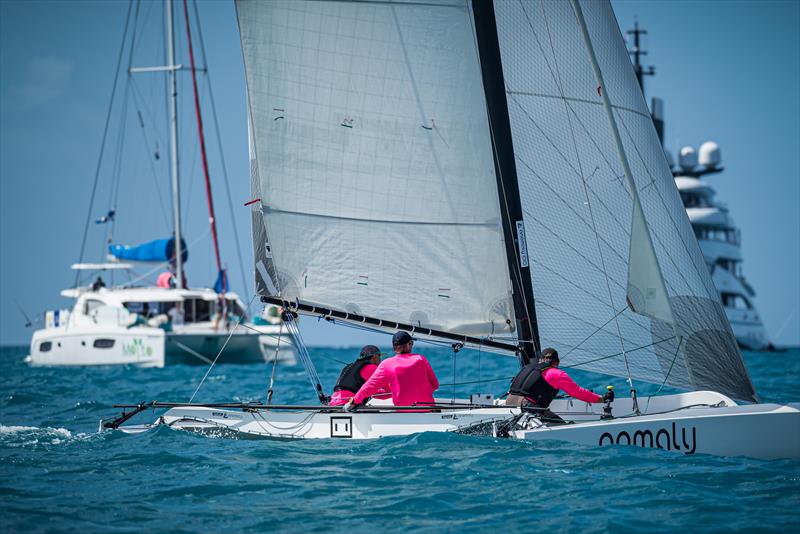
[
  {"left": 214, "top": 269, "right": 228, "bottom": 293},
  {"left": 108, "top": 238, "right": 188, "bottom": 263}
]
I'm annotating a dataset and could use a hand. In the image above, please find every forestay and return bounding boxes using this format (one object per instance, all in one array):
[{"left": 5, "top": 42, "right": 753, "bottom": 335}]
[
  {"left": 492, "top": 0, "right": 756, "bottom": 401},
  {"left": 237, "top": 0, "right": 516, "bottom": 337}
]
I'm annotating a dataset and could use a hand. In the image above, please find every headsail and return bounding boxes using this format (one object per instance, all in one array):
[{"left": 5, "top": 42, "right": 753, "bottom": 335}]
[
  {"left": 492, "top": 0, "right": 756, "bottom": 401},
  {"left": 237, "top": 0, "right": 515, "bottom": 337}
]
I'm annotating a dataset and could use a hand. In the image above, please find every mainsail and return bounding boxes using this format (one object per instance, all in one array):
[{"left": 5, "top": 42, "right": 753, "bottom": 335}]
[
  {"left": 237, "top": 0, "right": 756, "bottom": 402},
  {"left": 237, "top": 0, "right": 516, "bottom": 337}
]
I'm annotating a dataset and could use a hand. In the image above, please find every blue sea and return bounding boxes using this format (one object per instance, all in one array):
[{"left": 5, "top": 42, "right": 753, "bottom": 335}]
[{"left": 2, "top": 344, "right": 798, "bottom": 532}]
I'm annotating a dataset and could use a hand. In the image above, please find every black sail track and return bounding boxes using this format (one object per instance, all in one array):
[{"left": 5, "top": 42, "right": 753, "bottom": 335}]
[{"left": 471, "top": 0, "right": 541, "bottom": 364}]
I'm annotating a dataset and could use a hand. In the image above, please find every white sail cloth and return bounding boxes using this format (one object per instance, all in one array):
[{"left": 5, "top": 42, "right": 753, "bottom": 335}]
[
  {"left": 493, "top": 0, "right": 756, "bottom": 401},
  {"left": 237, "top": 0, "right": 515, "bottom": 336}
]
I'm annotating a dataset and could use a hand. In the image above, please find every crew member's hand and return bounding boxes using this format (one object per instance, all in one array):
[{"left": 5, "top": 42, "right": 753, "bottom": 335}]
[{"left": 342, "top": 399, "right": 356, "bottom": 412}]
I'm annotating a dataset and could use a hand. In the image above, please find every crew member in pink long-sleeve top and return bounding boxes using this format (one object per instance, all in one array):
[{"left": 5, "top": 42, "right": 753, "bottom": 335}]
[
  {"left": 506, "top": 348, "right": 609, "bottom": 424},
  {"left": 343, "top": 331, "right": 439, "bottom": 411}
]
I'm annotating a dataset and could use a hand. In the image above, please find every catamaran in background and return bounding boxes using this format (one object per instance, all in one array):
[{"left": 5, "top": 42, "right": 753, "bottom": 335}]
[
  {"left": 26, "top": 0, "right": 295, "bottom": 367},
  {"left": 104, "top": 0, "right": 798, "bottom": 459}
]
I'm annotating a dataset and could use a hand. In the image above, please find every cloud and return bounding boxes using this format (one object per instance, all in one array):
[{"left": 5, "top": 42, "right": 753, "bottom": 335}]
[{"left": 9, "top": 57, "right": 74, "bottom": 110}]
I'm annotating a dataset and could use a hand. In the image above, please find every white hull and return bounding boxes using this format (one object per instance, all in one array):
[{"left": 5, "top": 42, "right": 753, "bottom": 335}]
[
  {"left": 28, "top": 326, "right": 166, "bottom": 367},
  {"left": 27, "top": 323, "right": 295, "bottom": 367},
  {"left": 112, "top": 392, "right": 800, "bottom": 459},
  {"left": 513, "top": 403, "right": 800, "bottom": 460},
  {"left": 143, "top": 404, "right": 516, "bottom": 439}
]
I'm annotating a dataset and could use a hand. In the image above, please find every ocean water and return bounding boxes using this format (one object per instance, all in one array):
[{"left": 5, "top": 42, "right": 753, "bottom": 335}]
[{"left": 1, "top": 344, "right": 798, "bottom": 532}]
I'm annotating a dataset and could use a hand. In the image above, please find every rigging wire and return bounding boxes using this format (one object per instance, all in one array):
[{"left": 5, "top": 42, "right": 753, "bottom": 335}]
[
  {"left": 281, "top": 311, "right": 328, "bottom": 404},
  {"left": 265, "top": 319, "right": 284, "bottom": 405},
  {"left": 74, "top": 0, "right": 134, "bottom": 290},
  {"left": 191, "top": 0, "right": 250, "bottom": 307},
  {"left": 188, "top": 293, "right": 257, "bottom": 403}
]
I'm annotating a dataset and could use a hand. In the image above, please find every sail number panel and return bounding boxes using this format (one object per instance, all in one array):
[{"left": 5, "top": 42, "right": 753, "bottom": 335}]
[{"left": 330, "top": 416, "right": 353, "bottom": 438}]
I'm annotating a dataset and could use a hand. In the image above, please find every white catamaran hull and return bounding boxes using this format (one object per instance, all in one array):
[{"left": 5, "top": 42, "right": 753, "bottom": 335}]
[
  {"left": 513, "top": 403, "right": 800, "bottom": 460},
  {"left": 112, "top": 392, "right": 800, "bottom": 459},
  {"left": 134, "top": 405, "right": 518, "bottom": 440}
]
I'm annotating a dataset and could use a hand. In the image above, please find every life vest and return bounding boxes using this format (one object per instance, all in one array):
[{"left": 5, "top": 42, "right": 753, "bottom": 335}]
[
  {"left": 333, "top": 359, "right": 371, "bottom": 394},
  {"left": 508, "top": 362, "right": 559, "bottom": 408}
]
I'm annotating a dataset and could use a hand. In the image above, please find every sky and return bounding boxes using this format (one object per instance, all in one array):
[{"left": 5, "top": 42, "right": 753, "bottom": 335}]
[{"left": 0, "top": 0, "right": 798, "bottom": 349}]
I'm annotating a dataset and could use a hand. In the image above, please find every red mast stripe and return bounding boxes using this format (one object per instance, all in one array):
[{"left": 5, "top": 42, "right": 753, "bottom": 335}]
[{"left": 182, "top": 0, "right": 222, "bottom": 276}]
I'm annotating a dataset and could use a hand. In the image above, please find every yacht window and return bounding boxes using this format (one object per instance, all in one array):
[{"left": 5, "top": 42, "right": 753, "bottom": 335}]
[
  {"left": 195, "top": 299, "right": 211, "bottom": 322},
  {"left": 125, "top": 302, "right": 146, "bottom": 315},
  {"left": 39, "top": 341, "right": 52, "bottom": 352},
  {"left": 93, "top": 338, "right": 115, "bottom": 349},
  {"left": 84, "top": 299, "right": 104, "bottom": 315},
  {"left": 721, "top": 292, "right": 751, "bottom": 310}
]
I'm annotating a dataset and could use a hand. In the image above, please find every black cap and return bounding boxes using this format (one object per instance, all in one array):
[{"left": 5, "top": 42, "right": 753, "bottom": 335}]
[
  {"left": 392, "top": 331, "right": 413, "bottom": 346},
  {"left": 358, "top": 345, "right": 383, "bottom": 360}
]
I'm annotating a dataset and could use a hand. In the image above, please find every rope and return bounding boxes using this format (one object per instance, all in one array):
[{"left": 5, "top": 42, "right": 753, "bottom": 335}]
[
  {"left": 560, "top": 305, "right": 628, "bottom": 360},
  {"left": 645, "top": 336, "right": 684, "bottom": 413},
  {"left": 561, "top": 335, "right": 676, "bottom": 370},
  {"left": 188, "top": 294, "right": 257, "bottom": 402},
  {"left": 190, "top": 0, "right": 250, "bottom": 311}
]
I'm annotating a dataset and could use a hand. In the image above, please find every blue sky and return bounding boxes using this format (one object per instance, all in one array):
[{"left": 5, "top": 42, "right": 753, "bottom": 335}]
[{"left": 1, "top": 0, "right": 798, "bottom": 348}]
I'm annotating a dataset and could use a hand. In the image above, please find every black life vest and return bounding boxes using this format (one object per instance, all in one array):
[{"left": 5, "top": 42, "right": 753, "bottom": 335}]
[
  {"left": 508, "top": 362, "right": 559, "bottom": 408},
  {"left": 333, "top": 359, "right": 371, "bottom": 394}
]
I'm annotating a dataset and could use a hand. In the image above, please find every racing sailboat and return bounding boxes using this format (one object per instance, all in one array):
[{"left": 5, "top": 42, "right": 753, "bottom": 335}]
[{"left": 103, "top": 0, "right": 799, "bottom": 458}]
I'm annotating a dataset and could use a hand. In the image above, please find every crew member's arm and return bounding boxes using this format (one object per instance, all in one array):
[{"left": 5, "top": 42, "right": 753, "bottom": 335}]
[
  {"left": 352, "top": 363, "right": 390, "bottom": 405},
  {"left": 543, "top": 368, "right": 602, "bottom": 403},
  {"left": 424, "top": 357, "right": 439, "bottom": 391},
  {"left": 360, "top": 364, "right": 390, "bottom": 396}
]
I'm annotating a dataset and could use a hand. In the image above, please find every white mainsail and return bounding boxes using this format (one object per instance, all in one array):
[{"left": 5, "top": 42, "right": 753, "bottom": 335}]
[
  {"left": 238, "top": 0, "right": 756, "bottom": 402},
  {"left": 493, "top": 0, "right": 755, "bottom": 401},
  {"left": 238, "top": 0, "right": 515, "bottom": 336}
]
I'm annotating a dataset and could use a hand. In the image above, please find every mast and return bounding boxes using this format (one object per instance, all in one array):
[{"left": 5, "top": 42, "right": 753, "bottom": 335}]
[
  {"left": 166, "top": 0, "right": 184, "bottom": 288},
  {"left": 181, "top": 0, "right": 223, "bottom": 286},
  {"left": 627, "top": 21, "right": 654, "bottom": 93},
  {"left": 626, "top": 21, "right": 663, "bottom": 143},
  {"left": 471, "top": 0, "right": 541, "bottom": 364}
]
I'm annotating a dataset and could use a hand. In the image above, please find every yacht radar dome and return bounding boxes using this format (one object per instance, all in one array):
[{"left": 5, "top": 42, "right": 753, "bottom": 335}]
[
  {"left": 678, "top": 145, "right": 698, "bottom": 171},
  {"left": 699, "top": 141, "right": 721, "bottom": 169}
]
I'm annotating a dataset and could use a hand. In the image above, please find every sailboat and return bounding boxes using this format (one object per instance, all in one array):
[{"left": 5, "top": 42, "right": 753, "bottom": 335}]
[
  {"left": 102, "top": 0, "right": 799, "bottom": 459},
  {"left": 27, "top": 0, "right": 295, "bottom": 367}
]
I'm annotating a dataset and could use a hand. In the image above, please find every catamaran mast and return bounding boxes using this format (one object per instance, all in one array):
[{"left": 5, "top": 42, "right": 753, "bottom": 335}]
[
  {"left": 166, "top": 0, "right": 184, "bottom": 289},
  {"left": 471, "top": 0, "right": 541, "bottom": 365}
]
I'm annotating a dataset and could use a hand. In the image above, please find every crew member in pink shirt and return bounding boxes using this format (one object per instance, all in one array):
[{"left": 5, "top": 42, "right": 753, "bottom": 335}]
[
  {"left": 343, "top": 331, "right": 439, "bottom": 411},
  {"left": 506, "top": 347, "right": 610, "bottom": 424},
  {"left": 329, "top": 345, "right": 390, "bottom": 406}
]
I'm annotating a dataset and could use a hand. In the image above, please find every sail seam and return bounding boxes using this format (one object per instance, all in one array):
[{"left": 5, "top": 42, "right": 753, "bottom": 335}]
[
  {"left": 506, "top": 91, "right": 650, "bottom": 121},
  {"left": 263, "top": 207, "right": 500, "bottom": 228}
]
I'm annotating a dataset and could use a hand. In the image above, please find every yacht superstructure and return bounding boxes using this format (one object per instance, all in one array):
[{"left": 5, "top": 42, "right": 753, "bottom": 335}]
[{"left": 671, "top": 146, "right": 770, "bottom": 350}]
